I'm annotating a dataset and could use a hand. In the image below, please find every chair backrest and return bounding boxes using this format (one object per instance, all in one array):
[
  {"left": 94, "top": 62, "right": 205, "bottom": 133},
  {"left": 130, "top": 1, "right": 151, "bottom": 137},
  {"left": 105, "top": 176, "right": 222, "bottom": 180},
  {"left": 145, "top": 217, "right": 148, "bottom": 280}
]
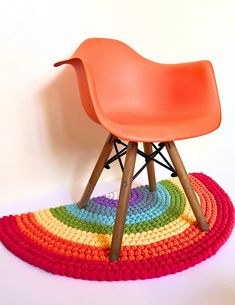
[{"left": 55, "top": 38, "right": 156, "bottom": 124}]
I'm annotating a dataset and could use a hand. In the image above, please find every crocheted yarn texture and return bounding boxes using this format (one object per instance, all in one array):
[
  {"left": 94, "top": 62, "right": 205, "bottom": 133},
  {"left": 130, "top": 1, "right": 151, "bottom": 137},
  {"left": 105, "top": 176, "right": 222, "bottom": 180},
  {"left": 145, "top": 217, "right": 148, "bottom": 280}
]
[{"left": 0, "top": 173, "right": 234, "bottom": 281}]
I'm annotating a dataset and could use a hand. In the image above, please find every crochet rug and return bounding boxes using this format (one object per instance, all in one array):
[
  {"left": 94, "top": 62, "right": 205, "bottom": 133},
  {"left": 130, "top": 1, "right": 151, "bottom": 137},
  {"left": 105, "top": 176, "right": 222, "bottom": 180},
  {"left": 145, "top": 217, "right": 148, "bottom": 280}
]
[{"left": 0, "top": 173, "right": 234, "bottom": 281}]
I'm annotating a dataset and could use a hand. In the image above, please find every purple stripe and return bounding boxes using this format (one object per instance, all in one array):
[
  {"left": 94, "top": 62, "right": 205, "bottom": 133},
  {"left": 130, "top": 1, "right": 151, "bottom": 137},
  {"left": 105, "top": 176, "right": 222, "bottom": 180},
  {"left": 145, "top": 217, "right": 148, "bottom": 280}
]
[{"left": 92, "top": 188, "right": 144, "bottom": 207}]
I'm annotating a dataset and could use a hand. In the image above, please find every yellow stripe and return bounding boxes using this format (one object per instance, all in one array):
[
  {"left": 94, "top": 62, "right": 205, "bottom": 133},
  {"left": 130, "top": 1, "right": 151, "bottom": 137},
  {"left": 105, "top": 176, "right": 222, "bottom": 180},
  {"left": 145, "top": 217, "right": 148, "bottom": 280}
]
[{"left": 34, "top": 178, "right": 196, "bottom": 247}]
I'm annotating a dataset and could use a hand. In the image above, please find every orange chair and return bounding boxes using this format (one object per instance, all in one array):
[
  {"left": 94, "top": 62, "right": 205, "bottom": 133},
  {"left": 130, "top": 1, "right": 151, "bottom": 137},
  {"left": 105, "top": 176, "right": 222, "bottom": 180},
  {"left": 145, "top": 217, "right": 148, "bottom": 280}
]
[{"left": 54, "top": 38, "right": 221, "bottom": 262}]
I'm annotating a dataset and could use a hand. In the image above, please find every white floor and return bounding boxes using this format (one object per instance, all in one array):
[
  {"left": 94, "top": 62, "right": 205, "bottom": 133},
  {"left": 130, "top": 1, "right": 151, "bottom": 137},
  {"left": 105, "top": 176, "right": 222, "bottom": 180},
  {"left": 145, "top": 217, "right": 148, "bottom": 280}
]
[{"left": 0, "top": 170, "right": 234, "bottom": 305}]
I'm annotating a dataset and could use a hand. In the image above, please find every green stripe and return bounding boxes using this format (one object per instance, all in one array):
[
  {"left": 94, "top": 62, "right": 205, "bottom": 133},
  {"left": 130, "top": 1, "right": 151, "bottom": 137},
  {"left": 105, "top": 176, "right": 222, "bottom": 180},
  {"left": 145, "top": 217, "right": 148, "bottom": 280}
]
[{"left": 50, "top": 180, "right": 185, "bottom": 234}]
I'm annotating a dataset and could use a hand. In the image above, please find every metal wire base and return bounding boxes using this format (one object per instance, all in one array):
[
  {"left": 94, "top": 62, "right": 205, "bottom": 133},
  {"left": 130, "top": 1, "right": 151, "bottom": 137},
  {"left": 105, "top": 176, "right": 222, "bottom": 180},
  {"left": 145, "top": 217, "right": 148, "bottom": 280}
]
[{"left": 104, "top": 139, "right": 177, "bottom": 180}]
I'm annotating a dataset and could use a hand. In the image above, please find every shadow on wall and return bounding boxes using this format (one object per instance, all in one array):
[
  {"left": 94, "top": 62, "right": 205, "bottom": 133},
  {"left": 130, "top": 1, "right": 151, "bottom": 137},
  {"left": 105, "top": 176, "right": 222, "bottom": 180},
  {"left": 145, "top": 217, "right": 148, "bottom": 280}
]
[{"left": 40, "top": 65, "right": 117, "bottom": 201}]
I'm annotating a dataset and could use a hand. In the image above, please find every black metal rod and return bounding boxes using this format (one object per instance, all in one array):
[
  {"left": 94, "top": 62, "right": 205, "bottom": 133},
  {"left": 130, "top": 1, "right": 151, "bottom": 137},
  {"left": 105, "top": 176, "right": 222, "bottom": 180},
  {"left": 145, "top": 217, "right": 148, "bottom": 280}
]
[
  {"left": 153, "top": 159, "right": 175, "bottom": 172},
  {"left": 132, "top": 148, "right": 158, "bottom": 180},
  {"left": 117, "top": 140, "right": 128, "bottom": 148},
  {"left": 158, "top": 151, "right": 175, "bottom": 171},
  {"left": 152, "top": 143, "right": 176, "bottom": 172},
  {"left": 133, "top": 164, "right": 146, "bottom": 180},
  {"left": 113, "top": 140, "right": 124, "bottom": 171},
  {"left": 138, "top": 147, "right": 175, "bottom": 172},
  {"left": 136, "top": 147, "right": 161, "bottom": 162},
  {"left": 105, "top": 146, "right": 127, "bottom": 166}
]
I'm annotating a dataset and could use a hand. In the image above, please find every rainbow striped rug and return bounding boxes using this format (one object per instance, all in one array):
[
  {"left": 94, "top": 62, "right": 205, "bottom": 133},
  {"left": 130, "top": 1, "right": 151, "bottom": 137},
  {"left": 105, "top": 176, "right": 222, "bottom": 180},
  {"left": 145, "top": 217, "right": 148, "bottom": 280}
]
[{"left": 0, "top": 173, "right": 234, "bottom": 281}]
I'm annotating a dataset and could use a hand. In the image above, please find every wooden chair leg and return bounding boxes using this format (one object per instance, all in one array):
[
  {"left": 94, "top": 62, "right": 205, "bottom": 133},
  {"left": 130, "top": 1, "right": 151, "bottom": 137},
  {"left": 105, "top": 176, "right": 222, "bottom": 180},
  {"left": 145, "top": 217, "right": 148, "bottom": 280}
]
[
  {"left": 78, "top": 133, "right": 116, "bottom": 208},
  {"left": 109, "top": 142, "right": 138, "bottom": 261},
  {"left": 143, "top": 142, "right": 156, "bottom": 192},
  {"left": 165, "top": 141, "right": 209, "bottom": 232}
]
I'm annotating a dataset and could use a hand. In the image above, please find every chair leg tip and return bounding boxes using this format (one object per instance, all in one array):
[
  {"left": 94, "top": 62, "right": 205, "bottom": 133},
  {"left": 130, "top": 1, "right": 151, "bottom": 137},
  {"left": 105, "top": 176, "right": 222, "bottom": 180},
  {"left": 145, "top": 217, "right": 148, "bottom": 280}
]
[
  {"left": 77, "top": 202, "right": 87, "bottom": 209},
  {"left": 109, "top": 252, "right": 120, "bottom": 262},
  {"left": 201, "top": 223, "right": 210, "bottom": 232}
]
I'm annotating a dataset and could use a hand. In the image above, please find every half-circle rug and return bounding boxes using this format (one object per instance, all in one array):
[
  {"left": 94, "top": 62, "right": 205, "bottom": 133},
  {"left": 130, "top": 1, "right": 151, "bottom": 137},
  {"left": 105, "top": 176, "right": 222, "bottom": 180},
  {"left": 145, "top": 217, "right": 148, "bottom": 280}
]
[{"left": 0, "top": 173, "right": 234, "bottom": 281}]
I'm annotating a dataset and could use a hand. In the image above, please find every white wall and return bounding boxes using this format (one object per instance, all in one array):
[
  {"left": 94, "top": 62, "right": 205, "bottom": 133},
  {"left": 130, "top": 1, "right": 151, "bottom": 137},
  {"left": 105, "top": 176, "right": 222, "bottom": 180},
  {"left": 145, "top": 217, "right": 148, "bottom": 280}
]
[{"left": 1, "top": 0, "right": 235, "bottom": 207}]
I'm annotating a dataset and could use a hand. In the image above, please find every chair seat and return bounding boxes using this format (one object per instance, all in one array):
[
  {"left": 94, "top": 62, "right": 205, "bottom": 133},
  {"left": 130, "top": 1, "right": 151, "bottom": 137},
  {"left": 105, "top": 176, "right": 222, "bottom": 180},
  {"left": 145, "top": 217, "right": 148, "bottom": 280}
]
[{"left": 102, "top": 112, "right": 220, "bottom": 142}]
